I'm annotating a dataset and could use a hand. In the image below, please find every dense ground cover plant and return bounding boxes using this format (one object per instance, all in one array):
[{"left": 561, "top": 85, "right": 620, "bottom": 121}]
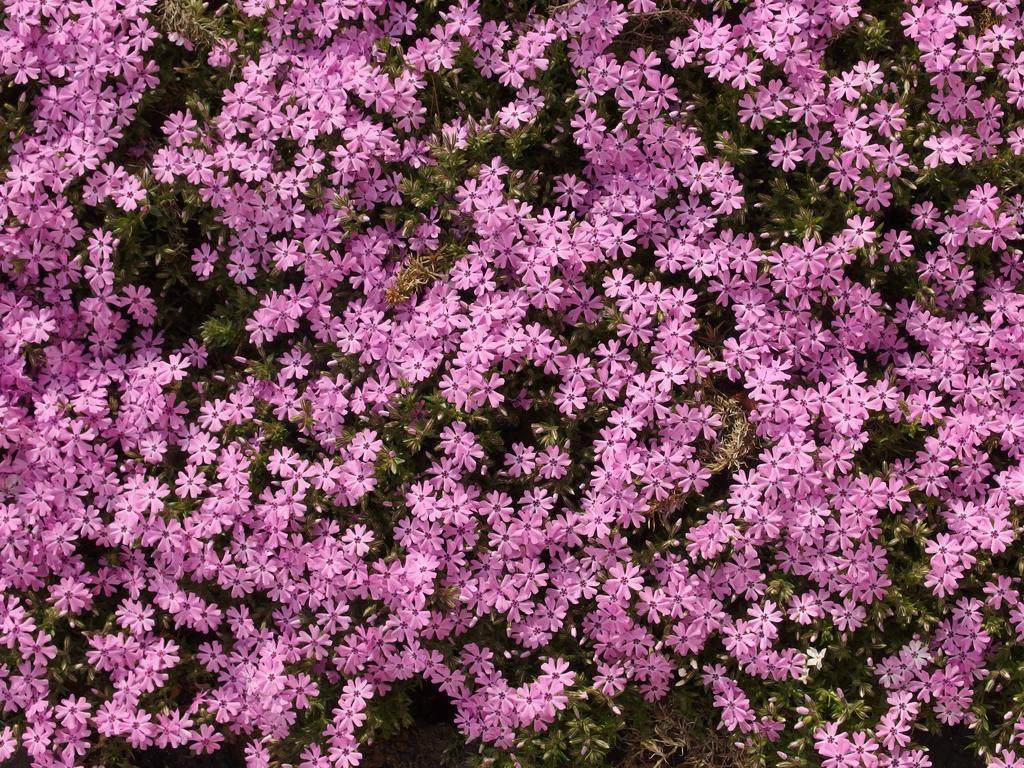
[{"left": 3, "top": 0, "right": 1024, "bottom": 766}]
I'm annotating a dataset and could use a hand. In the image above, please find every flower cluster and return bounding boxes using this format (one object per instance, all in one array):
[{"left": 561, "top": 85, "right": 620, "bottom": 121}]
[{"left": 3, "top": 0, "right": 1024, "bottom": 767}]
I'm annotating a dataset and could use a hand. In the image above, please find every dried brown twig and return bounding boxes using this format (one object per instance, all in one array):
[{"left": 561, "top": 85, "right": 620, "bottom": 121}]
[
  {"left": 704, "top": 391, "right": 757, "bottom": 473},
  {"left": 618, "top": 701, "right": 757, "bottom": 768},
  {"left": 156, "top": 0, "right": 223, "bottom": 49},
  {"left": 385, "top": 249, "right": 455, "bottom": 307},
  {"left": 647, "top": 388, "right": 758, "bottom": 525}
]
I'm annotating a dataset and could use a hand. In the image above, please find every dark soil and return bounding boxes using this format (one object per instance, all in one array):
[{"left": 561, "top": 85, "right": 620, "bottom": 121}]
[
  {"left": 362, "top": 721, "right": 469, "bottom": 768},
  {"left": 361, "top": 682, "right": 468, "bottom": 768},
  {"left": 917, "top": 726, "right": 985, "bottom": 768},
  {"left": 132, "top": 745, "right": 247, "bottom": 768}
]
